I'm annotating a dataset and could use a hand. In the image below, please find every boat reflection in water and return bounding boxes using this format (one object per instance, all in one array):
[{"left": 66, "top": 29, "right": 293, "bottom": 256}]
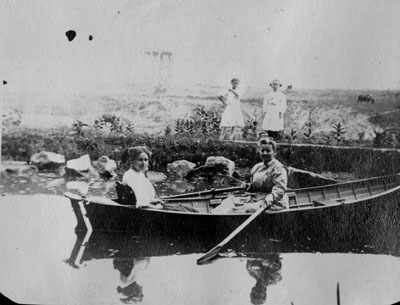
[{"left": 66, "top": 228, "right": 400, "bottom": 305}]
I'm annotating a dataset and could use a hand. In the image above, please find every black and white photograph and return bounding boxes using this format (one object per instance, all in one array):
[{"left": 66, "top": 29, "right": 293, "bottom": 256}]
[{"left": 1, "top": 0, "right": 400, "bottom": 304}]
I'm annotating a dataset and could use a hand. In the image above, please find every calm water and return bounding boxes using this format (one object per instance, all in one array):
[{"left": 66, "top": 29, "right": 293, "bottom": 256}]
[{"left": 1, "top": 172, "right": 400, "bottom": 304}]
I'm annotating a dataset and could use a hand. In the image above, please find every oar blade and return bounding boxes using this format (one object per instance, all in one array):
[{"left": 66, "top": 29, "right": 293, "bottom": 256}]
[
  {"left": 197, "top": 246, "right": 222, "bottom": 265},
  {"left": 197, "top": 205, "right": 268, "bottom": 265}
]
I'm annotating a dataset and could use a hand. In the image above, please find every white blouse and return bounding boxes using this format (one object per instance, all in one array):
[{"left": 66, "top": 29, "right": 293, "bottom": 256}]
[{"left": 122, "top": 169, "right": 156, "bottom": 208}]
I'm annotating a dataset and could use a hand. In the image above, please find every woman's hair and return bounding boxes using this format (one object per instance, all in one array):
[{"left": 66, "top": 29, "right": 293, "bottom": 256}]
[
  {"left": 121, "top": 146, "right": 152, "bottom": 165},
  {"left": 257, "top": 137, "right": 277, "bottom": 152},
  {"left": 231, "top": 78, "right": 240, "bottom": 84},
  {"left": 269, "top": 79, "right": 282, "bottom": 87}
]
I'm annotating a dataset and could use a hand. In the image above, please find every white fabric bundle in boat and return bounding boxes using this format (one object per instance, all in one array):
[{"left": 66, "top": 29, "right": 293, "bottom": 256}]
[{"left": 211, "top": 195, "right": 251, "bottom": 214}]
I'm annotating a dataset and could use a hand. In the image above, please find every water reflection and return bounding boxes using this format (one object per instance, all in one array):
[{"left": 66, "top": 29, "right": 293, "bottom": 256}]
[
  {"left": 247, "top": 255, "right": 282, "bottom": 305},
  {"left": 1, "top": 187, "right": 400, "bottom": 303},
  {"left": 114, "top": 258, "right": 147, "bottom": 303},
  {"left": 1, "top": 169, "right": 240, "bottom": 198},
  {"left": 63, "top": 228, "right": 400, "bottom": 305},
  {"left": 66, "top": 230, "right": 210, "bottom": 268}
]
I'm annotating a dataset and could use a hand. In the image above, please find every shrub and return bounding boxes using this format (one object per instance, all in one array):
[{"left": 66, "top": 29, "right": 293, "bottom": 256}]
[
  {"left": 330, "top": 122, "right": 346, "bottom": 145},
  {"left": 3, "top": 123, "right": 400, "bottom": 178},
  {"left": 242, "top": 118, "right": 258, "bottom": 141},
  {"left": 175, "top": 106, "right": 220, "bottom": 137},
  {"left": 284, "top": 128, "right": 298, "bottom": 144},
  {"left": 303, "top": 121, "right": 315, "bottom": 143},
  {"left": 2, "top": 108, "right": 22, "bottom": 132}
]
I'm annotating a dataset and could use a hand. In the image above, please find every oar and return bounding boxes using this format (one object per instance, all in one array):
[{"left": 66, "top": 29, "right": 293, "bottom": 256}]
[
  {"left": 161, "top": 186, "right": 244, "bottom": 200},
  {"left": 197, "top": 204, "right": 269, "bottom": 264}
]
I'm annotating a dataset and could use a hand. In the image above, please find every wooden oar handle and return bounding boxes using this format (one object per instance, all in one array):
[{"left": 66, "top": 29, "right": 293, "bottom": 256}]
[
  {"left": 197, "top": 204, "right": 269, "bottom": 265},
  {"left": 162, "top": 186, "right": 245, "bottom": 200}
]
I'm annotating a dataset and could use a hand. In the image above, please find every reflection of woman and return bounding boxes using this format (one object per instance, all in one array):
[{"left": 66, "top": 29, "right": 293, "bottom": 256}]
[
  {"left": 247, "top": 254, "right": 282, "bottom": 305},
  {"left": 113, "top": 258, "right": 149, "bottom": 304},
  {"left": 262, "top": 79, "right": 287, "bottom": 140}
]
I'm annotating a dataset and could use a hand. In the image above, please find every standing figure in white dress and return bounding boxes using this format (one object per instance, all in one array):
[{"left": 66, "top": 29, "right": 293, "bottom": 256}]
[
  {"left": 218, "top": 78, "right": 245, "bottom": 141},
  {"left": 262, "top": 79, "right": 287, "bottom": 140}
]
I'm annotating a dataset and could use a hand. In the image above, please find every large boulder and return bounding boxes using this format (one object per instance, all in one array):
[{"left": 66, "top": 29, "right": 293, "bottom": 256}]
[
  {"left": 147, "top": 171, "right": 167, "bottom": 182},
  {"left": 66, "top": 154, "right": 98, "bottom": 178},
  {"left": 167, "top": 160, "right": 196, "bottom": 178},
  {"left": 1, "top": 161, "right": 38, "bottom": 175},
  {"left": 92, "top": 156, "right": 117, "bottom": 178},
  {"left": 187, "top": 156, "right": 237, "bottom": 180},
  {"left": 66, "top": 180, "right": 89, "bottom": 195},
  {"left": 287, "top": 167, "right": 337, "bottom": 188},
  {"left": 46, "top": 178, "right": 65, "bottom": 189},
  {"left": 205, "top": 156, "right": 235, "bottom": 176},
  {"left": 30, "top": 151, "right": 65, "bottom": 171}
]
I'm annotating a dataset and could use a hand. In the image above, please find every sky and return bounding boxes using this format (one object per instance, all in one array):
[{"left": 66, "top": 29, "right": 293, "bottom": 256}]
[{"left": 1, "top": 0, "right": 400, "bottom": 93}]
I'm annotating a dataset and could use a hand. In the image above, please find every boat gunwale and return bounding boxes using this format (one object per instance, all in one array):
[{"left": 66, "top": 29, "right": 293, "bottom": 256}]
[
  {"left": 288, "top": 173, "right": 400, "bottom": 192},
  {"left": 73, "top": 182, "right": 400, "bottom": 217},
  {"left": 64, "top": 173, "right": 400, "bottom": 218}
]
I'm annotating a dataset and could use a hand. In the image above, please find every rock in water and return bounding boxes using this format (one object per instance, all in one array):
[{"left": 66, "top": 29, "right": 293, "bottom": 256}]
[
  {"left": 1, "top": 161, "right": 38, "bottom": 175},
  {"left": 147, "top": 171, "right": 167, "bottom": 182},
  {"left": 92, "top": 156, "right": 117, "bottom": 178},
  {"left": 66, "top": 154, "right": 98, "bottom": 178},
  {"left": 187, "top": 156, "right": 236, "bottom": 180},
  {"left": 204, "top": 156, "right": 235, "bottom": 176},
  {"left": 287, "top": 167, "right": 337, "bottom": 188},
  {"left": 30, "top": 151, "right": 65, "bottom": 171},
  {"left": 66, "top": 181, "right": 89, "bottom": 195},
  {"left": 167, "top": 160, "right": 196, "bottom": 178}
]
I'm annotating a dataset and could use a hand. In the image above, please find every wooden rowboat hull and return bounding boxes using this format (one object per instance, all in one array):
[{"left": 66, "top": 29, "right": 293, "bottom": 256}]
[{"left": 65, "top": 174, "right": 400, "bottom": 249}]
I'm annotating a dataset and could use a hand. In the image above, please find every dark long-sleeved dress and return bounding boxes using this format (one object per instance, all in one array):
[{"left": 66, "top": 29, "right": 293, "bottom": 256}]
[{"left": 248, "top": 159, "right": 288, "bottom": 210}]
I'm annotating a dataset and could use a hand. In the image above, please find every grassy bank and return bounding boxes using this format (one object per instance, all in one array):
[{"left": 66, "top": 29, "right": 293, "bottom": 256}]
[{"left": 3, "top": 87, "right": 400, "bottom": 142}]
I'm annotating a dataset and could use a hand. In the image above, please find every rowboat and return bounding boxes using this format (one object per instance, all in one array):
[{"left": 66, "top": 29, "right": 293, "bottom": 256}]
[{"left": 65, "top": 173, "right": 400, "bottom": 248}]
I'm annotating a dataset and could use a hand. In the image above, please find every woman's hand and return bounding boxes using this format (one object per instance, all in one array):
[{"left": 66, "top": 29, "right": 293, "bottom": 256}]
[
  {"left": 233, "top": 200, "right": 266, "bottom": 213},
  {"left": 218, "top": 95, "right": 226, "bottom": 105},
  {"left": 228, "top": 89, "right": 239, "bottom": 97},
  {"left": 151, "top": 199, "right": 164, "bottom": 209},
  {"left": 241, "top": 183, "right": 251, "bottom": 191},
  {"left": 264, "top": 194, "right": 274, "bottom": 208}
]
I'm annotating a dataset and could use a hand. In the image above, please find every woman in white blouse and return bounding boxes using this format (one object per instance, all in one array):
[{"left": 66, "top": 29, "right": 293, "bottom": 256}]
[
  {"left": 262, "top": 79, "right": 287, "bottom": 139},
  {"left": 122, "top": 146, "right": 163, "bottom": 209}
]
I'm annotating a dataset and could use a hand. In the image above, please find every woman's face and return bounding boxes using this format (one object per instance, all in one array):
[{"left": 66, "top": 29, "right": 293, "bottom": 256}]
[
  {"left": 271, "top": 81, "right": 279, "bottom": 92},
  {"left": 131, "top": 152, "right": 149, "bottom": 172},
  {"left": 259, "top": 144, "right": 275, "bottom": 163},
  {"left": 232, "top": 80, "right": 239, "bottom": 90}
]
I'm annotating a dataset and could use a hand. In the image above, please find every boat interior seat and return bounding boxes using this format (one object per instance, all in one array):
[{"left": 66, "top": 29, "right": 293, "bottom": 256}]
[
  {"left": 115, "top": 181, "right": 137, "bottom": 206},
  {"left": 286, "top": 192, "right": 297, "bottom": 207}
]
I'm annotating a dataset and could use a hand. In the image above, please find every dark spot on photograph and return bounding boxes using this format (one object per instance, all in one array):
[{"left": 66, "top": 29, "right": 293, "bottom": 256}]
[{"left": 65, "top": 30, "right": 76, "bottom": 41}]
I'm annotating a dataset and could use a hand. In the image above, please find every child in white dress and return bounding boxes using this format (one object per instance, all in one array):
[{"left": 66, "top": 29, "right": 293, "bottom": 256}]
[
  {"left": 218, "top": 78, "right": 245, "bottom": 141},
  {"left": 262, "top": 79, "right": 287, "bottom": 139}
]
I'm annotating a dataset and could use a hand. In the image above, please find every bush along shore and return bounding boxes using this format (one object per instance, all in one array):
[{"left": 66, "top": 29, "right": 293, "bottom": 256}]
[
  {"left": 2, "top": 127, "right": 400, "bottom": 179},
  {"left": 2, "top": 108, "right": 400, "bottom": 178}
]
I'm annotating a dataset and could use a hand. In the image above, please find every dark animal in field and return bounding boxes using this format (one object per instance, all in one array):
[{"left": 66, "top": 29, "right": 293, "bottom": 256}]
[{"left": 358, "top": 94, "right": 375, "bottom": 104}]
